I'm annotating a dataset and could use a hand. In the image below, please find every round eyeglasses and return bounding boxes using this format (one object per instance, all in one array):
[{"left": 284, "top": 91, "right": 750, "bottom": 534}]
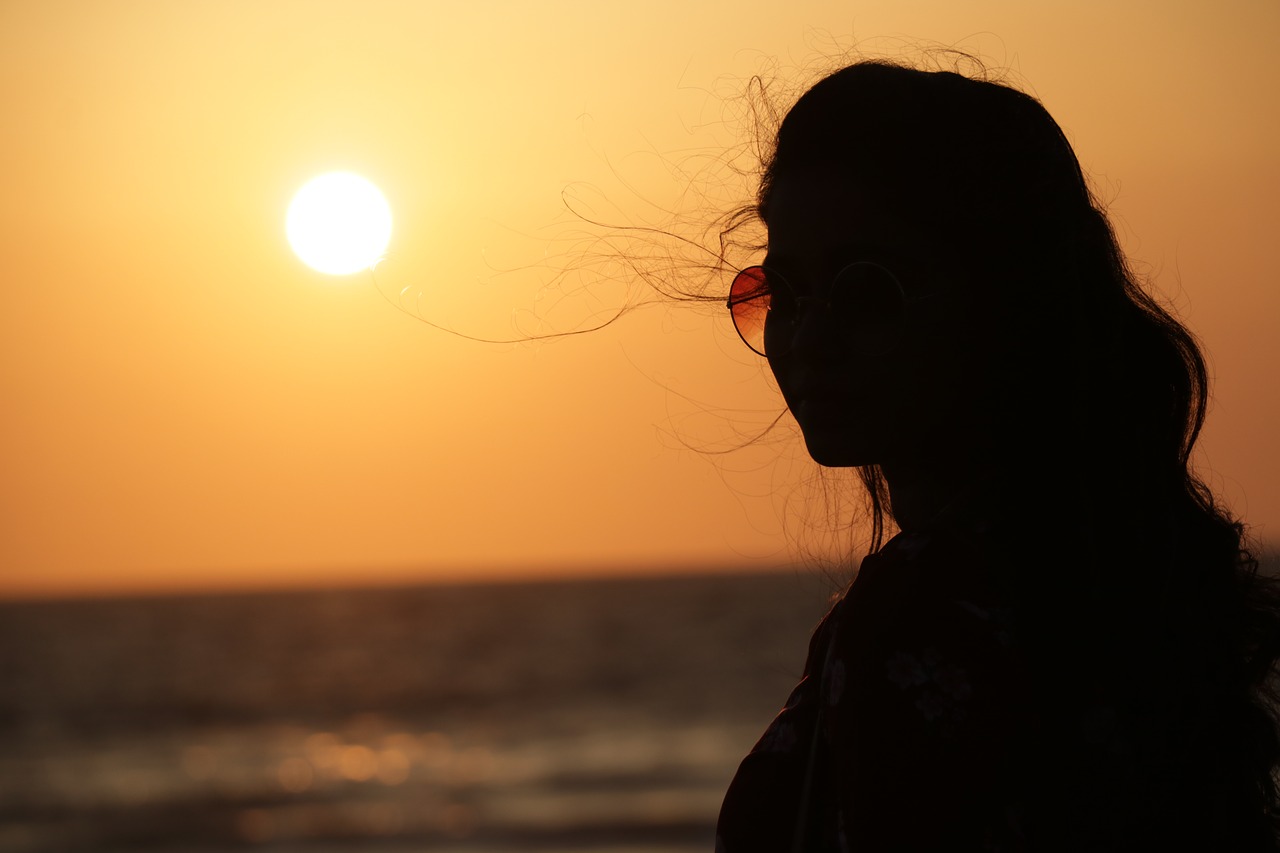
[{"left": 727, "top": 261, "right": 917, "bottom": 357}]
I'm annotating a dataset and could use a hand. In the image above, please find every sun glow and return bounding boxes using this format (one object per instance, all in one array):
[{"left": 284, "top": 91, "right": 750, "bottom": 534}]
[{"left": 286, "top": 172, "right": 392, "bottom": 275}]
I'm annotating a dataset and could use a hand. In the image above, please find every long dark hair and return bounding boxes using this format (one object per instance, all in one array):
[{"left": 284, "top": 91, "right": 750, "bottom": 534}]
[{"left": 746, "top": 59, "right": 1280, "bottom": 847}]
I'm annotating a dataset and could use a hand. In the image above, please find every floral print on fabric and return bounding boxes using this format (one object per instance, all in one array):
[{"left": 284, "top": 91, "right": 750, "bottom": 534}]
[
  {"left": 755, "top": 717, "right": 799, "bottom": 754},
  {"left": 885, "top": 646, "right": 973, "bottom": 724},
  {"left": 716, "top": 525, "right": 1031, "bottom": 852}
]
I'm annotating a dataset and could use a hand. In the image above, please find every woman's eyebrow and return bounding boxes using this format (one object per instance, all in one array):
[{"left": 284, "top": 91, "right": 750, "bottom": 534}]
[
  {"left": 765, "top": 244, "right": 891, "bottom": 275},
  {"left": 825, "top": 241, "right": 894, "bottom": 264}
]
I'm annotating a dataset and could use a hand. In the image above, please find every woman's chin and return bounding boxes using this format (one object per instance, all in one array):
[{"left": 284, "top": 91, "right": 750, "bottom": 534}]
[
  {"left": 789, "top": 399, "right": 887, "bottom": 468},
  {"left": 801, "top": 430, "right": 877, "bottom": 468}
]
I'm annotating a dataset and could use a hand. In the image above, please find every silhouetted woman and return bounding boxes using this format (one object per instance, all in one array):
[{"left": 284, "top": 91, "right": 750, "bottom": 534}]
[{"left": 715, "top": 60, "right": 1280, "bottom": 852}]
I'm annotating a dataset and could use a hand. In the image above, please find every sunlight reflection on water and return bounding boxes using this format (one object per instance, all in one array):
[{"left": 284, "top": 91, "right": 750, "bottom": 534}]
[{"left": 0, "top": 571, "right": 833, "bottom": 851}]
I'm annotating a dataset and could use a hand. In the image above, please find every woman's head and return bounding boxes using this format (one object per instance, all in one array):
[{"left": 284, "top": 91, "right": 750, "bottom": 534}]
[{"left": 741, "top": 60, "right": 1207, "bottom": 509}]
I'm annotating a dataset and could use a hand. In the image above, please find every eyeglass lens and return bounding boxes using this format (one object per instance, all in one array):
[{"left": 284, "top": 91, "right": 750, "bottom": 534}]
[{"left": 728, "top": 266, "right": 771, "bottom": 355}]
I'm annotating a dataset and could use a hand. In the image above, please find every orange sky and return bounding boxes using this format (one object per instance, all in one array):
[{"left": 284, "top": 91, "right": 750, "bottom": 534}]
[{"left": 2, "top": 1, "right": 1277, "bottom": 598}]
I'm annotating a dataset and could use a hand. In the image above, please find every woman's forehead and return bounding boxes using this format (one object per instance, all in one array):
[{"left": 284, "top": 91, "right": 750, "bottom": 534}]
[{"left": 764, "top": 174, "right": 925, "bottom": 273}]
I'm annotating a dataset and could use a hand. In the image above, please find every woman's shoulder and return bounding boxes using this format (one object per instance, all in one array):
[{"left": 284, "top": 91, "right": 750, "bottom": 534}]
[
  {"left": 833, "top": 524, "right": 1026, "bottom": 705},
  {"left": 850, "top": 521, "right": 1009, "bottom": 605}
]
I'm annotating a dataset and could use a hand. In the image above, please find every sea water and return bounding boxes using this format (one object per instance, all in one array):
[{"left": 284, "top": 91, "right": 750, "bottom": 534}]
[{"left": 0, "top": 570, "right": 836, "bottom": 852}]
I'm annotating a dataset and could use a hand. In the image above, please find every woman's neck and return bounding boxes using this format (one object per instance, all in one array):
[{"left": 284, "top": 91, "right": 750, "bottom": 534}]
[{"left": 881, "top": 454, "right": 990, "bottom": 534}]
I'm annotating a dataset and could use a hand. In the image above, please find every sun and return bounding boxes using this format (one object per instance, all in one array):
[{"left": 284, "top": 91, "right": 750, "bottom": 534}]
[{"left": 286, "top": 172, "right": 392, "bottom": 275}]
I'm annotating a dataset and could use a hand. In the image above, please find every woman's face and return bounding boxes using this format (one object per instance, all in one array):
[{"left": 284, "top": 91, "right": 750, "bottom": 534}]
[{"left": 762, "top": 173, "right": 970, "bottom": 468}]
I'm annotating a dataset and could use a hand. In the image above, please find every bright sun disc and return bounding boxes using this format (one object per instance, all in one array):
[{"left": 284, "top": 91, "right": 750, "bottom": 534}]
[{"left": 286, "top": 172, "right": 392, "bottom": 275}]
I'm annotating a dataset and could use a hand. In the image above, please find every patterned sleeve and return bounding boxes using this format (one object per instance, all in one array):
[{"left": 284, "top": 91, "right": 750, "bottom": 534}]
[
  {"left": 824, "top": 572, "right": 1030, "bottom": 852},
  {"left": 715, "top": 605, "right": 841, "bottom": 853}
]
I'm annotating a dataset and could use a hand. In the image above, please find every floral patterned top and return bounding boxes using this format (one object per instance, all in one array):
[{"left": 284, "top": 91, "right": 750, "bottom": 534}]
[
  {"left": 717, "top": 511, "right": 1277, "bottom": 852},
  {"left": 716, "top": 523, "right": 1030, "bottom": 852}
]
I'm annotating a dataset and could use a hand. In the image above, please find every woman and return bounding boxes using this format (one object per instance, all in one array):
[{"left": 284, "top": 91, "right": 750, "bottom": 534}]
[{"left": 714, "top": 60, "right": 1280, "bottom": 851}]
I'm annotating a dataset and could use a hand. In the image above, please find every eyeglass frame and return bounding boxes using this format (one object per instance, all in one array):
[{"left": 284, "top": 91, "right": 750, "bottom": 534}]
[{"left": 726, "top": 260, "right": 938, "bottom": 358}]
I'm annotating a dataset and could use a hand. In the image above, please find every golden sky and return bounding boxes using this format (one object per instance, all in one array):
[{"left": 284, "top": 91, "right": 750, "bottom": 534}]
[{"left": 2, "top": 1, "right": 1277, "bottom": 597}]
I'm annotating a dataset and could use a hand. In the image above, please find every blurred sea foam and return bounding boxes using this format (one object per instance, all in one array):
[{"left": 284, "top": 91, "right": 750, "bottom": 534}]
[{"left": 0, "top": 570, "right": 836, "bottom": 852}]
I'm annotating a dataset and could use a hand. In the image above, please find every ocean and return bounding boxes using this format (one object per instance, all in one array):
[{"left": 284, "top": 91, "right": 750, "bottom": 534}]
[{"left": 0, "top": 570, "right": 839, "bottom": 852}]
